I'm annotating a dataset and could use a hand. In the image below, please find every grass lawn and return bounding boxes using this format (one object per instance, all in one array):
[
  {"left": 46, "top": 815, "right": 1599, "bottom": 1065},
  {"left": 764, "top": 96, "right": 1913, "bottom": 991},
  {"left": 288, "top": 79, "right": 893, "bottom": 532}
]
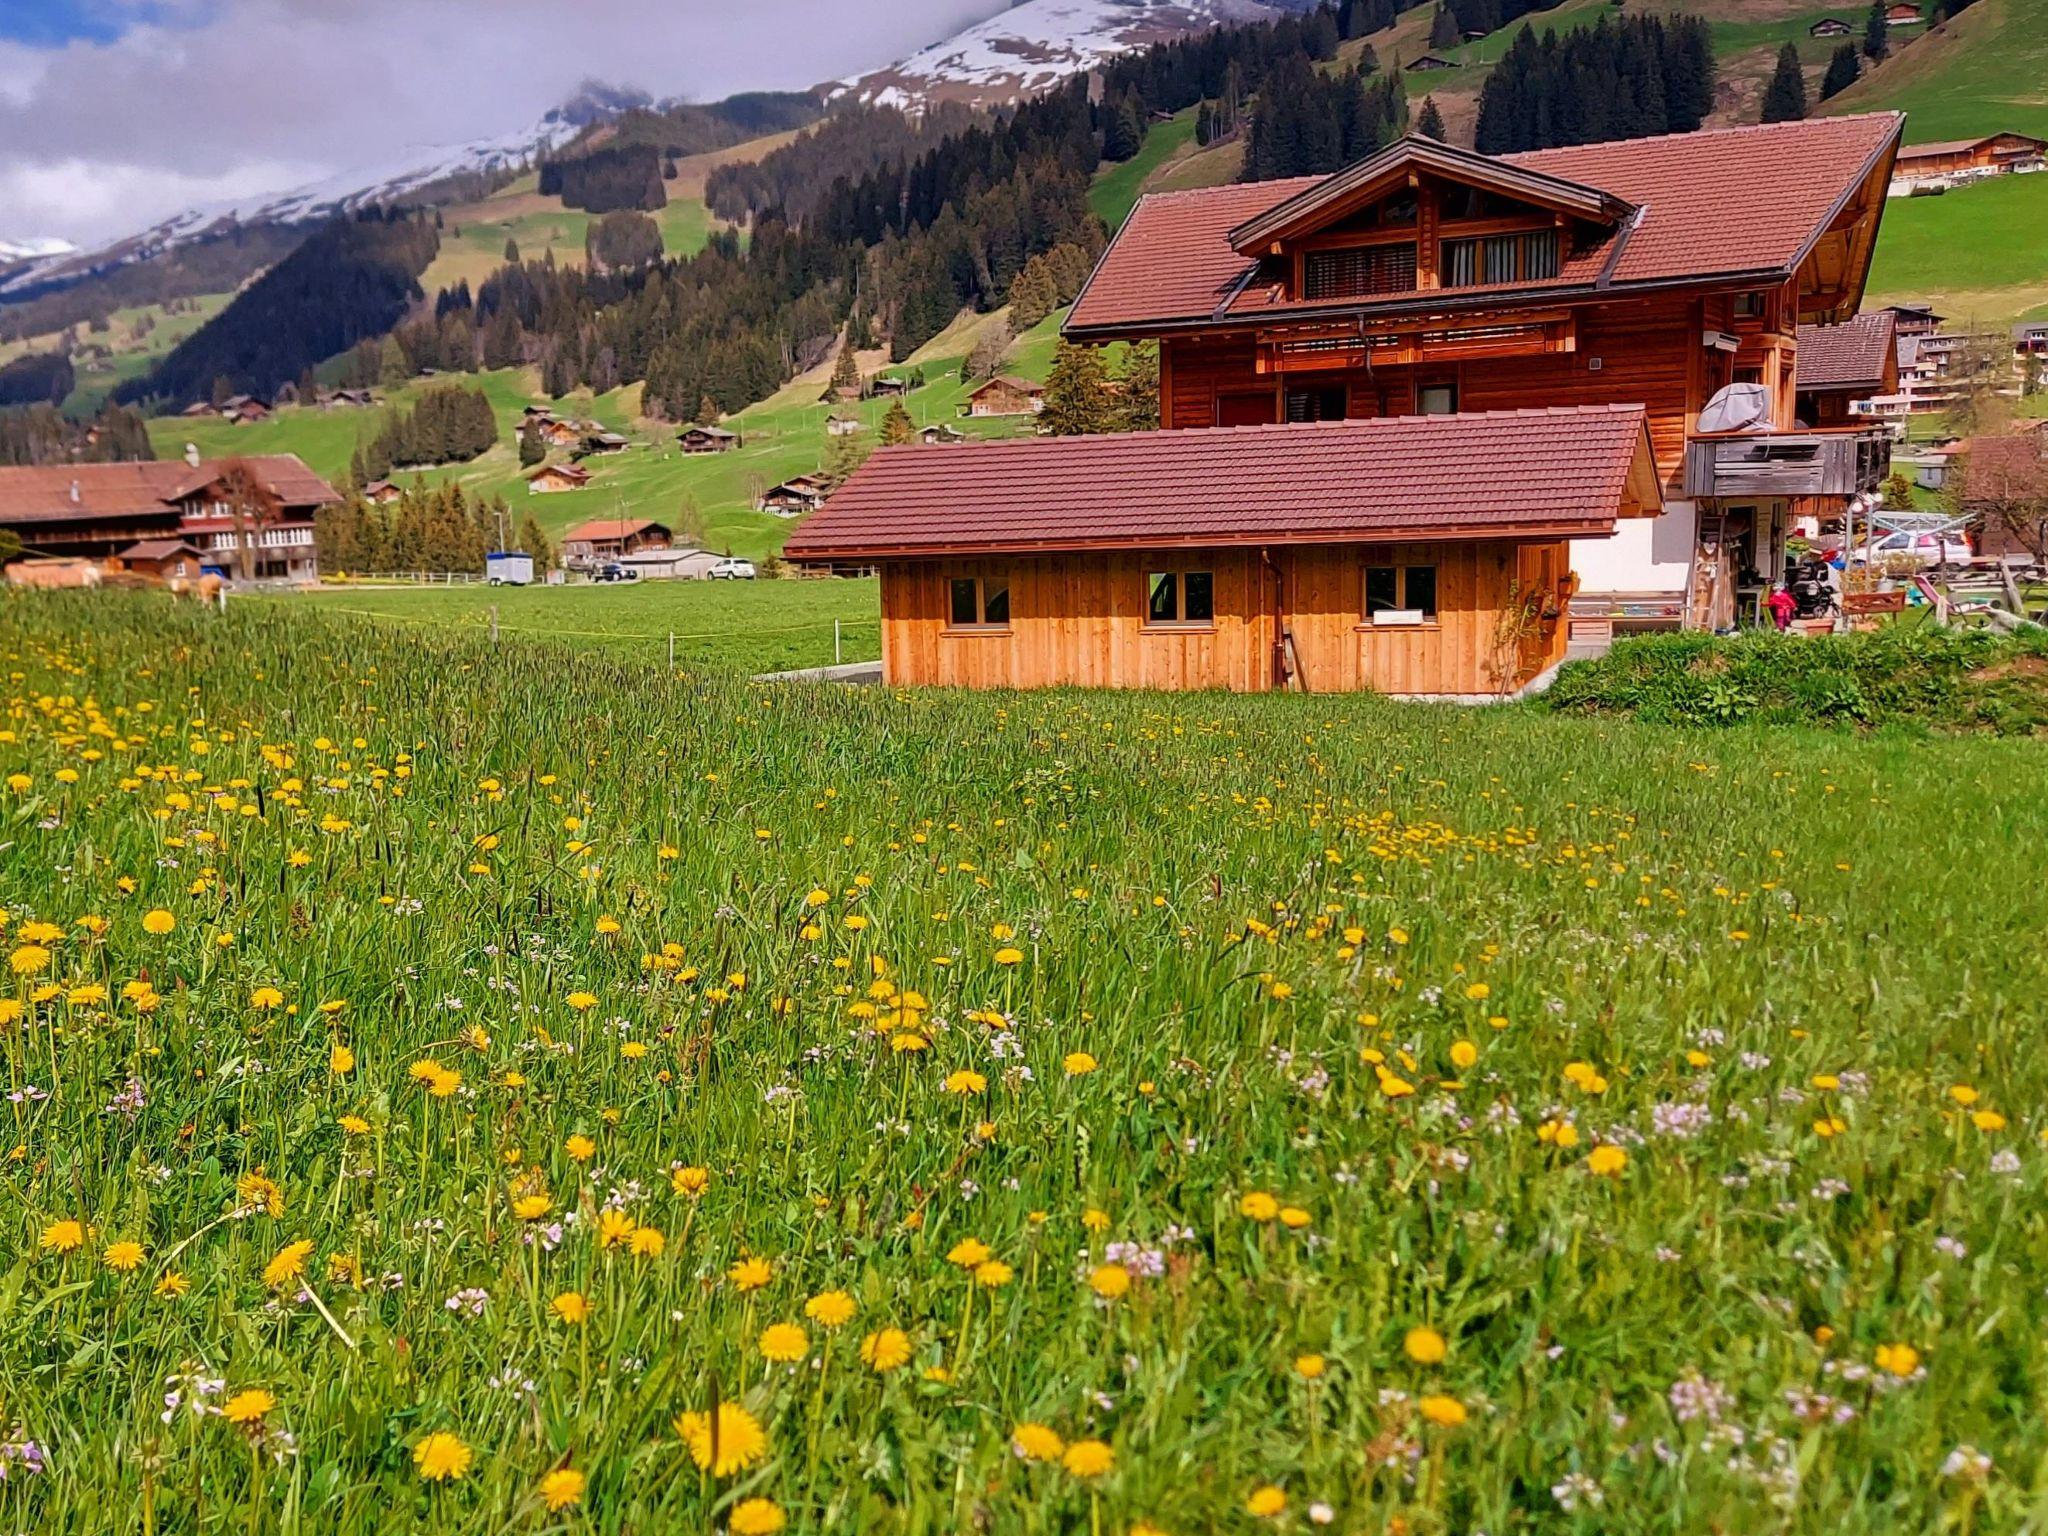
[
  {"left": 258, "top": 575, "right": 882, "bottom": 674},
  {"left": 4, "top": 590, "right": 2048, "bottom": 1531},
  {"left": 1864, "top": 172, "right": 2048, "bottom": 326},
  {"left": 146, "top": 311, "right": 1070, "bottom": 563},
  {"left": 0, "top": 294, "right": 231, "bottom": 415}
]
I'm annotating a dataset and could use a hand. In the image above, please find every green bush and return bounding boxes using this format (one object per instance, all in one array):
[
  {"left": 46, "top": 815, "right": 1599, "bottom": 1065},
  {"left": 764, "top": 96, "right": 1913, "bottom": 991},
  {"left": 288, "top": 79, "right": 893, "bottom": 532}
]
[{"left": 1544, "top": 627, "right": 2048, "bottom": 733}]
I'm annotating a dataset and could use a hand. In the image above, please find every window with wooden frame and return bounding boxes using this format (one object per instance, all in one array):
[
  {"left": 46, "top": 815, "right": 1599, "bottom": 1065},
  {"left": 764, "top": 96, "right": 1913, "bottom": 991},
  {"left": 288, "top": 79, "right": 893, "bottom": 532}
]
[
  {"left": 1363, "top": 563, "right": 1438, "bottom": 626},
  {"left": 1438, "top": 229, "right": 1559, "bottom": 289},
  {"left": 1732, "top": 290, "right": 1767, "bottom": 320},
  {"left": 1284, "top": 384, "right": 1348, "bottom": 423},
  {"left": 1303, "top": 243, "right": 1418, "bottom": 301},
  {"left": 947, "top": 574, "right": 1010, "bottom": 630},
  {"left": 1416, "top": 381, "right": 1458, "bottom": 416},
  {"left": 1145, "top": 570, "right": 1215, "bottom": 627}
]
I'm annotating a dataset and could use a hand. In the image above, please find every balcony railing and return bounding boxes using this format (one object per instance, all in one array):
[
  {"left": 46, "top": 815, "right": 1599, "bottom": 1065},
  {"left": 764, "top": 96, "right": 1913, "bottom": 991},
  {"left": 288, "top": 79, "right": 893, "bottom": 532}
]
[{"left": 1682, "top": 425, "right": 1891, "bottom": 500}]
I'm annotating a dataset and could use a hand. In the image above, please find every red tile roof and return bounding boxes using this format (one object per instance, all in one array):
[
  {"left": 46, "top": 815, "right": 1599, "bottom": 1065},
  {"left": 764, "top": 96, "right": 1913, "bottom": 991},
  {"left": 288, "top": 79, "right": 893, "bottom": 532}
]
[
  {"left": 784, "top": 405, "right": 1659, "bottom": 561},
  {"left": 1895, "top": 134, "right": 2046, "bottom": 159},
  {"left": 1067, "top": 115, "right": 1902, "bottom": 334},
  {"left": 1796, "top": 311, "right": 1897, "bottom": 393},
  {"left": 563, "top": 516, "right": 665, "bottom": 542},
  {"left": 0, "top": 455, "right": 336, "bottom": 527}
]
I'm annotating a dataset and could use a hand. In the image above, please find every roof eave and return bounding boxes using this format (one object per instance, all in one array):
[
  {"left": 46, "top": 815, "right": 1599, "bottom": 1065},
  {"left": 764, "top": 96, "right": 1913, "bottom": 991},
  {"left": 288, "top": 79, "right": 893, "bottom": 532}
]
[{"left": 786, "top": 518, "right": 1620, "bottom": 564}]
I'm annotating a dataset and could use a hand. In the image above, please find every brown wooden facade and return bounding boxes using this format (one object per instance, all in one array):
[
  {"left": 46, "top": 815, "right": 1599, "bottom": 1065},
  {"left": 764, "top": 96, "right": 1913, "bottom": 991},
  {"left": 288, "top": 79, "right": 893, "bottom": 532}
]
[{"left": 877, "top": 542, "right": 1570, "bottom": 696}]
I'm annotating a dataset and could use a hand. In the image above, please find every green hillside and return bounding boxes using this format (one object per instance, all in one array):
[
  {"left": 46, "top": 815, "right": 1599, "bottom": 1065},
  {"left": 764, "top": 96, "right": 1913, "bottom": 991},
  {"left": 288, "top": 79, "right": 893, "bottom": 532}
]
[
  {"left": 1824, "top": 0, "right": 2048, "bottom": 142},
  {"left": 147, "top": 308, "right": 1071, "bottom": 562},
  {"left": 1865, "top": 170, "right": 2048, "bottom": 325}
]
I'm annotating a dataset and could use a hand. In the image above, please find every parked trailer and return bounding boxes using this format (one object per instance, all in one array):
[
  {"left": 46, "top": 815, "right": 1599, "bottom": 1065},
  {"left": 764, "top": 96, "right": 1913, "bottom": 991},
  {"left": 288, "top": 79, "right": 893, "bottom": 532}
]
[{"left": 486, "top": 552, "right": 535, "bottom": 587}]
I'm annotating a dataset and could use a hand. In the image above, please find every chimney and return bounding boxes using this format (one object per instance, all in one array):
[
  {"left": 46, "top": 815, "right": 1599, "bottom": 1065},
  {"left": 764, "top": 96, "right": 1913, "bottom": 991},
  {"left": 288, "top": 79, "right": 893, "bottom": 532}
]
[
  {"left": 69, "top": 479, "right": 80, "bottom": 505},
  {"left": 184, "top": 441, "right": 201, "bottom": 468}
]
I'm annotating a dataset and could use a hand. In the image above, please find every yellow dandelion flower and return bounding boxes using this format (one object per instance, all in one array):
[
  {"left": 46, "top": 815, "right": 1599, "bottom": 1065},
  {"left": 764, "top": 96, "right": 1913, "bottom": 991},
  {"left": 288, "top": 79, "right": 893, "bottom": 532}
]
[
  {"left": 552, "top": 1291, "right": 590, "bottom": 1325},
  {"left": 222, "top": 1389, "right": 275, "bottom": 1425},
  {"left": 674, "top": 1403, "right": 766, "bottom": 1477},
  {"left": 413, "top": 1431, "right": 473, "bottom": 1482},
  {"left": 1011, "top": 1422, "right": 1065, "bottom": 1462},
  {"left": 758, "top": 1322, "right": 808, "bottom": 1362},
  {"left": 538, "top": 1468, "right": 585, "bottom": 1511},
  {"left": 1062, "top": 1439, "right": 1113, "bottom": 1478},
  {"left": 262, "top": 1239, "right": 314, "bottom": 1289},
  {"left": 805, "top": 1289, "right": 857, "bottom": 1329},
  {"left": 860, "top": 1327, "right": 912, "bottom": 1372},
  {"left": 729, "top": 1497, "right": 786, "bottom": 1535}
]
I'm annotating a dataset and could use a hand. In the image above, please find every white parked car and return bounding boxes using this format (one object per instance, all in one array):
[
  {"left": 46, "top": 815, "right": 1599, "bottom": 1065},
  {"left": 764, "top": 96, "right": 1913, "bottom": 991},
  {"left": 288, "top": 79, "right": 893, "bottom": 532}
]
[
  {"left": 1849, "top": 531, "right": 1973, "bottom": 569},
  {"left": 708, "top": 558, "right": 757, "bottom": 580}
]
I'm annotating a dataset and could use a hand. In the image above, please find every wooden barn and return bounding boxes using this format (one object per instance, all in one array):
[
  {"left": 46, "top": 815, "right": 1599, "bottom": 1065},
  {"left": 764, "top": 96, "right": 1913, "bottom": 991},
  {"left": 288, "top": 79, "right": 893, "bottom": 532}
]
[
  {"left": 918, "top": 424, "right": 968, "bottom": 445},
  {"left": 963, "top": 376, "right": 1045, "bottom": 418},
  {"left": 1056, "top": 115, "right": 1902, "bottom": 640},
  {"left": 114, "top": 539, "right": 206, "bottom": 582},
  {"left": 1891, "top": 132, "right": 2047, "bottom": 183},
  {"left": 562, "top": 517, "right": 671, "bottom": 563},
  {"left": 785, "top": 407, "right": 1661, "bottom": 697},
  {"left": 525, "top": 464, "right": 592, "bottom": 494},
  {"left": 1808, "top": 17, "right": 1851, "bottom": 36},
  {"left": 678, "top": 424, "right": 738, "bottom": 453},
  {"left": 760, "top": 475, "right": 830, "bottom": 515}
]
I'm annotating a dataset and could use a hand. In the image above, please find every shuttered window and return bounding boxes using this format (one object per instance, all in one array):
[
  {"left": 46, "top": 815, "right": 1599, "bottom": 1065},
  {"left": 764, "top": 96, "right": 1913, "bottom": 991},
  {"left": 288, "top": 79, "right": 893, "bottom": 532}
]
[{"left": 1304, "top": 244, "right": 1418, "bottom": 300}]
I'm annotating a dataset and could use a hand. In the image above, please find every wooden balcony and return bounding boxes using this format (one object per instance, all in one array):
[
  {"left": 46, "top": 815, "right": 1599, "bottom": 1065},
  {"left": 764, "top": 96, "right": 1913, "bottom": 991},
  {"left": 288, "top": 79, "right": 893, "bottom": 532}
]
[
  {"left": 1254, "top": 309, "right": 1576, "bottom": 374},
  {"left": 1682, "top": 425, "right": 1891, "bottom": 500}
]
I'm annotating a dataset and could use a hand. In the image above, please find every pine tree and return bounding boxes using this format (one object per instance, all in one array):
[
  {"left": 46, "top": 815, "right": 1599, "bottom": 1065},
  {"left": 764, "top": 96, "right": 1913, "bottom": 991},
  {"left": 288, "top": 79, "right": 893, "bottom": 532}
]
[
  {"left": 378, "top": 335, "right": 409, "bottom": 389},
  {"left": 1820, "top": 41, "right": 1862, "bottom": 99},
  {"left": 1863, "top": 0, "right": 1890, "bottom": 59},
  {"left": 517, "top": 512, "right": 553, "bottom": 571},
  {"left": 1429, "top": 4, "right": 1460, "bottom": 49},
  {"left": 1417, "top": 96, "right": 1447, "bottom": 140},
  {"left": 1196, "top": 101, "right": 1215, "bottom": 147},
  {"left": 826, "top": 337, "right": 861, "bottom": 402},
  {"left": 881, "top": 401, "right": 915, "bottom": 445},
  {"left": 1114, "top": 342, "right": 1160, "bottom": 433},
  {"left": 1760, "top": 41, "right": 1808, "bottom": 122},
  {"left": 1041, "top": 341, "right": 1115, "bottom": 436},
  {"left": 518, "top": 421, "right": 545, "bottom": 467}
]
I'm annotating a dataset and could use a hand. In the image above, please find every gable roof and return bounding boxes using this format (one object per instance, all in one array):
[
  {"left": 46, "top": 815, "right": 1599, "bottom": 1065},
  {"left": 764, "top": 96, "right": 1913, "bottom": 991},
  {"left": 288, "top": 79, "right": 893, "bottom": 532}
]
[
  {"left": 1067, "top": 114, "right": 1903, "bottom": 336},
  {"left": 563, "top": 516, "right": 664, "bottom": 541},
  {"left": 1228, "top": 135, "right": 1635, "bottom": 255},
  {"left": 0, "top": 456, "right": 337, "bottom": 527},
  {"left": 1895, "top": 133, "right": 2046, "bottom": 160},
  {"left": 784, "top": 404, "right": 1660, "bottom": 562},
  {"left": 969, "top": 374, "right": 1044, "bottom": 395},
  {"left": 1796, "top": 311, "right": 1897, "bottom": 393}
]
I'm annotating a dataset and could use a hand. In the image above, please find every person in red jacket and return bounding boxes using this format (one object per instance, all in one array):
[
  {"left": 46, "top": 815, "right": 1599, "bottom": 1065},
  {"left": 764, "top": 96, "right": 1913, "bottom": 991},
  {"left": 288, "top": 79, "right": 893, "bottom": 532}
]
[{"left": 1766, "top": 584, "right": 1797, "bottom": 631}]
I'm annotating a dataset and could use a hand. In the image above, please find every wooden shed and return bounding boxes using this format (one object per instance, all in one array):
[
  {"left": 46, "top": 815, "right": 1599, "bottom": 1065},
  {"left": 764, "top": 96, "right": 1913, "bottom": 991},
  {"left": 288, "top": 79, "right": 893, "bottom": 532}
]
[
  {"left": 678, "top": 425, "right": 738, "bottom": 453},
  {"left": 963, "top": 376, "right": 1045, "bottom": 418},
  {"left": 784, "top": 405, "right": 1661, "bottom": 698}
]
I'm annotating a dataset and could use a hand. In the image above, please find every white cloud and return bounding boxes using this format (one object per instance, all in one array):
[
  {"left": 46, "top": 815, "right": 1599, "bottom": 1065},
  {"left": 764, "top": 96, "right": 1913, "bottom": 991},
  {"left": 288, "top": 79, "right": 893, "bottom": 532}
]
[{"left": 0, "top": 0, "right": 1006, "bottom": 247}]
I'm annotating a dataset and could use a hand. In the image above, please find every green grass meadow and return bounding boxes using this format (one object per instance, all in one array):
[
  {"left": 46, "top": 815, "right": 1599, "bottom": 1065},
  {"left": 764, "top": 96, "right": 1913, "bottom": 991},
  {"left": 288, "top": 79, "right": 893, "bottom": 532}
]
[
  {"left": 2, "top": 590, "right": 2047, "bottom": 1533},
  {"left": 1864, "top": 171, "right": 2048, "bottom": 326}
]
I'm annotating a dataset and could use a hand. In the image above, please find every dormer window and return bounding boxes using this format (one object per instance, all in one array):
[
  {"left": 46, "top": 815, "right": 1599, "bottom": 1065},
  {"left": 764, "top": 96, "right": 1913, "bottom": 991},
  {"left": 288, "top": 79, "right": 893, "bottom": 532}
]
[
  {"left": 1305, "top": 244, "right": 1418, "bottom": 300},
  {"left": 1440, "top": 230, "right": 1560, "bottom": 289}
]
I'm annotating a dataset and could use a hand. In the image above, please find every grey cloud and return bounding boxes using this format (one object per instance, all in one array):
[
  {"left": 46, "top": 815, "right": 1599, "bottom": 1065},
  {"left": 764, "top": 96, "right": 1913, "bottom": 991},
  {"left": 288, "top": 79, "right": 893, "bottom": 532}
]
[{"left": 0, "top": 0, "right": 1005, "bottom": 246}]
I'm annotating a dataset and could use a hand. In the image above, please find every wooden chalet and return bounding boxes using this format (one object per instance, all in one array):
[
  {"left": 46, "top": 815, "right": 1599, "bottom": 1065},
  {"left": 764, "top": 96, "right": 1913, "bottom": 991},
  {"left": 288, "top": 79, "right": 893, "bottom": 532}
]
[
  {"left": 964, "top": 376, "right": 1045, "bottom": 418},
  {"left": 220, "top": 395, "right": 273, "bottom": 425},
  {"left": 871, "top": 375, "right": 912, "bottom": 397},
  {"left": 362, "top": 480, "right": 403, "bottom": 505},
  {"left": 760, "top": 475, "right": 829, "bottom": 516},
  {"left": 525, "top": 463, "right": 592, "bottom": 494},
  {"left": 1883, "top": 3, "right": 1922, "bottom": 23},
  {"left": 918, "top": 424, "right": 968, "bottom": 445},
  {"left": 678, "top": 424, "right": 739, "bottom": 453},
  {"left": 785, "top": 408, "right": 1661, "bottom": 696},
  {"left": 0, "top": 452, "right": 334, "bottom": 579},
  {"left": 1052, "top": 115, "right": 1903, "bottom": 642},
  {"left": 1808, "top": 16, "right": 1851, "bottom": 36},
  {"left": 1405, "top": 55, "right": 1455, "bottom": 71},
  {"left": 826, "top": 412, "right": 864, "bottom": 437},
  {"left": 1891, "top": 133, "right": 2046, "bottom": 183},
  {"left": 1794, "top": 311, "right": 1898, "bottom": 425},
  {"left": 114, "top": 539, "right": 206, "bottom": 582},
  {"left": 539, "top": 418, "right": 584, "bottom": 449},
  {"left": 578, "top": 431, "right": 631, "bottom": 457},
  {"left": 562, "top": 517, "right": 671, "bottom": 563}
]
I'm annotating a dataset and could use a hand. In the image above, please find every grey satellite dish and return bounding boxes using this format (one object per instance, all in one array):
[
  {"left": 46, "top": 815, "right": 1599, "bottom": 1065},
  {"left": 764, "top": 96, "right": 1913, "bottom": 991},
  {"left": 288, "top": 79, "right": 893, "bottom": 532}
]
[{"left": 1696, "top": 382, "right": 1772, "bottom": 434}]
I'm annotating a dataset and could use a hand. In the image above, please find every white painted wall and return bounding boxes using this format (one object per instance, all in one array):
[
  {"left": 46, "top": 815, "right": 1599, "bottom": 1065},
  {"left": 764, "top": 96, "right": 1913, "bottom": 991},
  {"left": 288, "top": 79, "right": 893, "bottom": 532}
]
[{"left": 1572, "top": 501, "right": 1698, "bottom": 594}]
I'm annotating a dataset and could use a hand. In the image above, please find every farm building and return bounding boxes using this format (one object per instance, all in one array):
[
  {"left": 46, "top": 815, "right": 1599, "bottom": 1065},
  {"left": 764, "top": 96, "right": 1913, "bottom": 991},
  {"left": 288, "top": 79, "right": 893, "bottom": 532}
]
[
  {"left": 1883, "top": 2, "right": 1921, "bottom": 22},
  {"left": 319, "top": 387, "right": 375, "bottom": 409},
  {"left": 964, "top": 376, "right": 1046, "bottom": 418},
  {"left": 612, "top": 547, "right": 725, "bottom": 580},
  {"left": 1795, "top": 311, "right": 1898, "bottom": 424},
  {"left": 579, "top": 431, "right": 631, "bottom": 457},
  {"left": 759, "top": 475, "right": 830, "bottom": 516},
  {"left": 678, "top": 424, "right": 738, "bottom": 453},
  {"left": 790, "top": 114, "right": 1906, "bottom": 680},
  {"left": 561, "top": 517, "right": 672, "bottom": 563},
  {"left": 1405, "top": 54, "right": 1455, "bottom": 71},
  {"left": 362, "top": 480, "right": 403, "bottom": 505},
  {"left": 826, "top": 413, "right": 863, "bottom": 438},
  {"left": 0, "top": 451, "right": 334, "bottom": 578},
  {"left": 1808, "top": 17, "right": 1851, "bottom": 36},
  {"left": 113, "top": 539, "right": 206, "bottom": 582},
  {"left": 1891, "top": 133, "right": 2045, "bottom": 184},
  {"left": 871, "top": 375, "right": 912, "bottom": 397},
  {"left": 220, "top": 395, "right": 272, "bottom": 425},
  {"left": 538, "top": 419, "right": 584, "bottom": 449},
  {"left": 525, "top": 464, "right": 592, "bottom": 494},
  {"left": 785, "top": 408, "right": 1661, "bottom": 696},
  {"left": 918, "top": 424, "right": 968, "bottom": 445}
]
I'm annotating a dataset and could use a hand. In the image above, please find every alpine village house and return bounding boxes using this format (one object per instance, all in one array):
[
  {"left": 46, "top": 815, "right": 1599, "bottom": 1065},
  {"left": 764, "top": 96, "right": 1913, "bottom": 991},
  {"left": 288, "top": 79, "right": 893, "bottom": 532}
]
[{"left": 786, "top": 114, "right": 1903, "bottom": 697}]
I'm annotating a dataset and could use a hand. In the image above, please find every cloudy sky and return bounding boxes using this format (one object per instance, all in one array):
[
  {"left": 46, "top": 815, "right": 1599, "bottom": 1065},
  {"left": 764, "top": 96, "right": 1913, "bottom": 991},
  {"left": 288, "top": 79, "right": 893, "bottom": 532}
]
[{"left": 0, "top": 0, "right": 1006, "bottom": 249}]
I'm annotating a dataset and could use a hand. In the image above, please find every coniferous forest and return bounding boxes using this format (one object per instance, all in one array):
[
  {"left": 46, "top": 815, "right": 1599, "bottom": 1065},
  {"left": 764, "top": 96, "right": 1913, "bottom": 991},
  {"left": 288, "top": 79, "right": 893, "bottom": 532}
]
[
  {"left": 312, "top": 478, "right": 543, "bottom": 577},
  {"left": 356, "top": 383, "right": 499, "bottom": 477},
  {"left": 0, "top": 402, "right": 155, "bottom": 467},
  {"left": 1474, "top": 14, "right": 1716, "bottom": 154}
]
